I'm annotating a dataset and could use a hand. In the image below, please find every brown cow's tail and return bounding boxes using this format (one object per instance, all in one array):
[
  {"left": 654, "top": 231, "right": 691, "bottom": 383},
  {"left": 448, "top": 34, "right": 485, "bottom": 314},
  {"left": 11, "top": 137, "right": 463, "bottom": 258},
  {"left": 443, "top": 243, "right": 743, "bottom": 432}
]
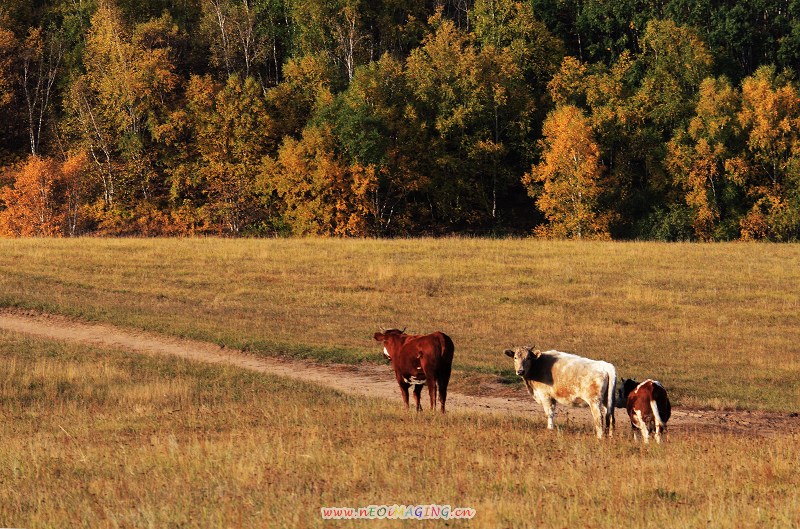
[{"left": 437, "top": 333, "right": 454, "bottom": 413}]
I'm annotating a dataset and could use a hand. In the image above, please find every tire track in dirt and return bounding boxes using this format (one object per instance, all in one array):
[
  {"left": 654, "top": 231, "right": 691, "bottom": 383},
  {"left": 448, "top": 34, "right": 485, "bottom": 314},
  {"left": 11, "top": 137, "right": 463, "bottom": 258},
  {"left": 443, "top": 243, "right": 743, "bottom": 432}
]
[{"left": 1, "top": 309, "right": 797, "bottom": 437}]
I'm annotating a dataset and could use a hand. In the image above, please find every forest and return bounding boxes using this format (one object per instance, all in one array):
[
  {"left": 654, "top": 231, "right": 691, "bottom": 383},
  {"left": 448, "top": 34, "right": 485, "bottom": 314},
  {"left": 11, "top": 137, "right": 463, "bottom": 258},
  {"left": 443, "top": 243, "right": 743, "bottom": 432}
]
[{"left": 1, "top": 0, "right": 799, "bottom": 239}]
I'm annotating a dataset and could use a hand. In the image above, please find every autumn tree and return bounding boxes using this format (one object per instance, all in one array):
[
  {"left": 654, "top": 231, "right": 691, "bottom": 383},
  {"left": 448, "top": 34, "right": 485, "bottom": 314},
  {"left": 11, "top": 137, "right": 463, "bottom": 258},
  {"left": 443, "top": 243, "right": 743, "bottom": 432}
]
[
  {"left": 404, "top": 15, "right": 483, "bottom": 227},
  {"left": 635, "top": 20, "right": 712, "bottom": 131},
  {"left": 289, "top": 0, "right": 371, "bottom": 81},
  {"left": 667, "top": 76, "right": 744, "bottom": 240},
  {"left": 265, "top": 124, "right": 376, "bottom": 236},
  {"left": 64, "top": 3, "right": 179, "bottom": 230},
  {"left": 543, "top": 20, "right": 713, "bottom": 238},
  {"left": 733, "top": 66, "right": 800, "bottom": 240},
  {"left": 523, "top": 105, "right": 609, "bottom": 239},
  {"left": 470, "top": 0, "right": 563, "bottom": 86},
  {"left": 0, "top": 156, "right": 62, "bottom": 236},
  {"left": 320, "top": 54, "right": 420, "bottom": 234},
  {"left": 60, "top": 151, "right": 93, "bottom": 236},
  {"left": 19, "top": 25, "right": 63, "bottom": 155},
  {"left": 470, "top": 0, "right": 563, "bottom": 224},
  {"left": 403, "top": 12, "right": 551, "bottom": 229},
  {"left": 186, "top": 74, "right": 274, "bottom": 234},
  {"left": 266, "top": 53, "right": 336, "bottom": 140},
  {"left": 200, "top": 0, "right": 289, "bottom": 83}
]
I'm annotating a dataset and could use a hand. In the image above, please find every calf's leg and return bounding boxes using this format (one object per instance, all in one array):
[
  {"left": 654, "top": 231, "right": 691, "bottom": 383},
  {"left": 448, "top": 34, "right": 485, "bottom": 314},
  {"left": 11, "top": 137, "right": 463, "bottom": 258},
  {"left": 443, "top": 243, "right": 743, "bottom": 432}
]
[{"left": 632, "top": 410, "right": 650, "bottom": 443}]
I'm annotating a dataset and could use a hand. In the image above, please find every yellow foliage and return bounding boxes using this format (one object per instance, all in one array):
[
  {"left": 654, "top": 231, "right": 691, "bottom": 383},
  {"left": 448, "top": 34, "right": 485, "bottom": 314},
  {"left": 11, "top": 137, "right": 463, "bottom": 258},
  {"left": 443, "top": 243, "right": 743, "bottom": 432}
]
[
  {"left": 269, "top": 125, "right": 377, "bottom": 236},
  {"left": 523, "top": 105, "right": 609, "bottom": 240}
]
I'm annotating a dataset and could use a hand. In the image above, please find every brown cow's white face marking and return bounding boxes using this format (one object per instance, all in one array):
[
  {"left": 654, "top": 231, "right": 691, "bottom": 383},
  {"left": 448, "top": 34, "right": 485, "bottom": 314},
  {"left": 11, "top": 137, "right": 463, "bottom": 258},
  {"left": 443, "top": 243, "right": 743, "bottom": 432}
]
[{"left": 383, "top": 346, "right": 391, "bottom": 360}]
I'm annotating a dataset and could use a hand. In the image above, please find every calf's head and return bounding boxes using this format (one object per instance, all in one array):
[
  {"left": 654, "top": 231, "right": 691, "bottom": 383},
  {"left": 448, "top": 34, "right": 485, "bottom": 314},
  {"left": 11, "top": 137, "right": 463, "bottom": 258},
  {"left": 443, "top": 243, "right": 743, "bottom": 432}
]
[
  {"left": 504, "top": 346, "right": 537, "bottom": 376},
  {"left": 616, "top": 378, "right": 639, "bottom": 406}
]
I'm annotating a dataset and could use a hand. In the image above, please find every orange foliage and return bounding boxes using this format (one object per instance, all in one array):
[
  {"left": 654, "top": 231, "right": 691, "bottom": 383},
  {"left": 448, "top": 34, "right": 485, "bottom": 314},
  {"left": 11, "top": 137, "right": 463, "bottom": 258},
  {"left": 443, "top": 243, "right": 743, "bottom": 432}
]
[
  {"left": 0, "top": 156, "right": 62, "bottom": 236},
  {"left": 0, "top": 153, "right": 95, "bottom": 237},
  {"left": 523, "top": 105, "right": 609, "bottom": 240}
]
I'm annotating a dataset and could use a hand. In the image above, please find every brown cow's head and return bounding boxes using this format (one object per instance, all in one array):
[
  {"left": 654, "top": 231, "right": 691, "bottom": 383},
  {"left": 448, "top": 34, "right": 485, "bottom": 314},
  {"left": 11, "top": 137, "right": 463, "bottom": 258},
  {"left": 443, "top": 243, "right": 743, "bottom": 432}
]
[
  {"left": 504, "top": 346, "right": 537, "bottom": 377},
  {"left": 374, "top": 328, "right": 406, "bottom": 360}
]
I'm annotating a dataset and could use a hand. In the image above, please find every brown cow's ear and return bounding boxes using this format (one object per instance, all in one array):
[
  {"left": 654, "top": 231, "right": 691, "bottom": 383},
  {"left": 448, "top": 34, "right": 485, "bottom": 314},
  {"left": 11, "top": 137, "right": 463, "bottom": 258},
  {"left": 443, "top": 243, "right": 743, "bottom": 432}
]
[
  {"left": 504, "top": 349, "right": 515, "bottom": 358},
  {"left": 373, "top": 332, "right": 384, "bottom": 341}
]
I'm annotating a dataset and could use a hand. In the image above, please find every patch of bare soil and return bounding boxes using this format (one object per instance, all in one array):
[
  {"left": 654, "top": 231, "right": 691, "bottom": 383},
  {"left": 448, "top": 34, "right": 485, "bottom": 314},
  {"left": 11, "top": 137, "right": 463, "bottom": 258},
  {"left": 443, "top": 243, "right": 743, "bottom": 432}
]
[{"left": 1, "top": 308, "right": 797, "bottom": 437}]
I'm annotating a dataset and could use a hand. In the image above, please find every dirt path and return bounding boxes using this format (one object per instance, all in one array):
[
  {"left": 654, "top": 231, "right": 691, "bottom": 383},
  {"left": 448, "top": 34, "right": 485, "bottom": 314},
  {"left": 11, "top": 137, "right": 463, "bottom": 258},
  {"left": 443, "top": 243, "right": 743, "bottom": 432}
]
[{"left": 1, "top": 308, "right": 798, "bottom": 437}]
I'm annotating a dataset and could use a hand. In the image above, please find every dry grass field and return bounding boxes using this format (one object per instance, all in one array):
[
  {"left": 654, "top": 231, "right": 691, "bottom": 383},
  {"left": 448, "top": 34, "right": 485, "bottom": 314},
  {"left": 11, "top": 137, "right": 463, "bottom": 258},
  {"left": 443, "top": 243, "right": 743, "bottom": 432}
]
[
  {"left": 1, "top": 331, "right": 798, "bottom": 528},
  {"left": 1, "top": 238, "right": 800, "bottom": 527},
  {"left": 1, "top": 238, "right": 799, "bottom": 410}
]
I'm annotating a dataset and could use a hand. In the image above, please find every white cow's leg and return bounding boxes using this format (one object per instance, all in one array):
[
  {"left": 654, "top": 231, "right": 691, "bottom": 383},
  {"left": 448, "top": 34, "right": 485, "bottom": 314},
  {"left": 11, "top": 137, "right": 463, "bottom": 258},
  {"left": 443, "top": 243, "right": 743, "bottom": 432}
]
[
  {"left": 590, "top": 404, "right": 605, "bottom": 439},
  {"left": 607, "top": 406, "right": 616, "bottom": 437},
  {"left": 540, "top": 398, "right": 556, "bottom": 430}
]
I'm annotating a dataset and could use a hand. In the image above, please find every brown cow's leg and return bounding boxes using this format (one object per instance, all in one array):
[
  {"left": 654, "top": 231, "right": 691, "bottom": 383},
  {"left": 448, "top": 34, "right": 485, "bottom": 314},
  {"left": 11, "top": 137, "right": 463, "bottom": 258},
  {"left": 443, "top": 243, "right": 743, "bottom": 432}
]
[
  {"left": 398, "top": 382, "right": 411, "bottom": 410},
  {"left": 426, "top": 379, "right": 437, "bottom": 411},
  {"left": 437, "top": 373, "right": 450, "bottom": 413},
  {"left": 413, "top": 384, "right": 423, "bottom": 412}
]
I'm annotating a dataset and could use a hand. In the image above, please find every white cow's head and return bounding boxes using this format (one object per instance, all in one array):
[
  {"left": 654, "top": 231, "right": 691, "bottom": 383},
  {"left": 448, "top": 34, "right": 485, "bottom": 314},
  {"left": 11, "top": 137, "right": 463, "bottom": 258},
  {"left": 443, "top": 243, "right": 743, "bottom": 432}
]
[{"left": 504, "top": 346, "right": 537, "bottom": 377}]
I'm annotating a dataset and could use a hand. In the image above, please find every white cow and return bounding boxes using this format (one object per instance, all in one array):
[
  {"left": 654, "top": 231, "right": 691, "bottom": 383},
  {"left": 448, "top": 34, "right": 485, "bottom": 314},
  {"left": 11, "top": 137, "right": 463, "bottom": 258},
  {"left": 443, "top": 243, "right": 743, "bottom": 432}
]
[{"left": 504, "top": 346, "right": 617, "bottom": 439}]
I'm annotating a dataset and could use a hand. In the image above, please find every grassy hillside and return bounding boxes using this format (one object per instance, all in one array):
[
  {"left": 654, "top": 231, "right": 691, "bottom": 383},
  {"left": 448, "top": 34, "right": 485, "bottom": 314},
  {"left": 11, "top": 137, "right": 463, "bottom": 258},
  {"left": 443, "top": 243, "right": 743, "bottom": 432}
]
[
  {"left": 1, "top": 332, "right": 798, "bottom": 528},
  {"left": 1, "top": 238, "right": 799, "bottom": 410}
]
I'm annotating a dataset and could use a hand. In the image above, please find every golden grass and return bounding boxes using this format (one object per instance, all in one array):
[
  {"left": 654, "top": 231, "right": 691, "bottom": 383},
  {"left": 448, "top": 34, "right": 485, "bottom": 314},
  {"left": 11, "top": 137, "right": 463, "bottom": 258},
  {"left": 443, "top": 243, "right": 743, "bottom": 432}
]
[
  {"left": 1, "top": 238, "right": 799, "bottom": 410},
  {"left": 1, "top": 332, "right": 798, "bottom": 528}
]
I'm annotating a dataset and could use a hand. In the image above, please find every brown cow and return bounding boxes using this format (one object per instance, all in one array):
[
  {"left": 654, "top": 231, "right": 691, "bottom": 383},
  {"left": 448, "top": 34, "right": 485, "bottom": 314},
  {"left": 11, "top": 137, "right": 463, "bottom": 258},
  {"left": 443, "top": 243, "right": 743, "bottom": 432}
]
[{"left": 374, "top": 329, "right": 454, "bottom": 413}]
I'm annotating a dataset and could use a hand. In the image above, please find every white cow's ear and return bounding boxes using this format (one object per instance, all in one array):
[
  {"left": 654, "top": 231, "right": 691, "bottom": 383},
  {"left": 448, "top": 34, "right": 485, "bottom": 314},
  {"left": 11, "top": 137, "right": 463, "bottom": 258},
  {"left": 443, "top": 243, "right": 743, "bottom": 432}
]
[
  {"left": 532, "top": 349, "right": 542, "bottom": 357},
  {"left": 504, "top": 349, "right": 515, "bottom": 358}
]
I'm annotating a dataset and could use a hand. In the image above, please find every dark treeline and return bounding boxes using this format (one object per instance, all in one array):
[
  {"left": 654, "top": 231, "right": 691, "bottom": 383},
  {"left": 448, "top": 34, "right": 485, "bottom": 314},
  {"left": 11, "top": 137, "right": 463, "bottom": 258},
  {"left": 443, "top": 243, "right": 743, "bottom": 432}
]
[{"left": 1, "top": 0, "right": 799, "bottom": 239}]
